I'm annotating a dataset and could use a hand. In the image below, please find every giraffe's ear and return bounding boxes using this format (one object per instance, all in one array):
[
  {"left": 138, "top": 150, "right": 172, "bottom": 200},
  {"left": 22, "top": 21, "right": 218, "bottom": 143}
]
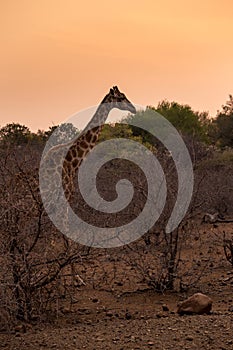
[{"left": 110, "top": 88, "right": 114, "bottom": 95}]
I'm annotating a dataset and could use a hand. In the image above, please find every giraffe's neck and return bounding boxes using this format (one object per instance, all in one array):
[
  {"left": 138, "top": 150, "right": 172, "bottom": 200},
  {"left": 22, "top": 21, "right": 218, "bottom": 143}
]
[
  {"left": 81, "top": 99, "right": 112, "bottom": 136},
  {"left": 70, "top": 101, "right": 112, "bottom": 162},
  {"left": 62, "top": 101, "right": 113, "bottom": 199}
]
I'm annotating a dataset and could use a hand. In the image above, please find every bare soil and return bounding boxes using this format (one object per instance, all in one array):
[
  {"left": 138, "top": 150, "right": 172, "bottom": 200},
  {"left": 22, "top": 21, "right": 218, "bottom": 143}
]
[{"left": 1, "top": 223, "right": 233, "bottom": 350}]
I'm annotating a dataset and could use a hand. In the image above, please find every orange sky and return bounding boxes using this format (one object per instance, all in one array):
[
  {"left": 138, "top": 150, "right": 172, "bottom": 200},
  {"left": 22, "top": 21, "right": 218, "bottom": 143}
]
[{"left": 0, "top": 0, "right": 233, "bottom": 131}]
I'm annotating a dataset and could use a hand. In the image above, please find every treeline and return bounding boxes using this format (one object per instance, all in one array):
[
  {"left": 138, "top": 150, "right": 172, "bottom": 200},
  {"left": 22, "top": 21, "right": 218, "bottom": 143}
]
[
  {"left": 0, "top": 122, "right": 79, "bottom": 146},
  {"left": 1, "top": 95, "right": 233, "bottom": 148}
]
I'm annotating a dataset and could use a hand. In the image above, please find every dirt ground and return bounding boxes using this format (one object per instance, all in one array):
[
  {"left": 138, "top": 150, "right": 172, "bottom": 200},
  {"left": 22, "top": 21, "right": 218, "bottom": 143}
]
[{"left": 1, "top": 223, "right": 233, "bottom": 350}]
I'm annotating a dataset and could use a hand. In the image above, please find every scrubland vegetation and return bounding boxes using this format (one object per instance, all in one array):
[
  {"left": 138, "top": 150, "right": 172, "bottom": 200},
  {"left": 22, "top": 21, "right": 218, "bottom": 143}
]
[{"left": 0, "top": 96, "right": 233, "bottom": 335}]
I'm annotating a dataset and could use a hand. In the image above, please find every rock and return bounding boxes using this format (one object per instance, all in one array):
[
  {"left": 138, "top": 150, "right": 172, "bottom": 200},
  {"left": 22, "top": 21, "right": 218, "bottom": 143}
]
[
  {"left": 106, "top": 311, "right": 113, "bottom": 317},
  {"left": 162, "top": 304, "right": 169, "bottom": 311},
  {"left": 177, "top": 293, "right": 213, "bottom": 315},
  {"left": 96, "top": 338, "right": 104, "bottom": 342},
  {"left": 115, "top": 281, "right": 123, "bottom": 286},
  {"left": 91, "top": 298, "right": 99, "bottom": 303},
  {"left": 125, "top": 311, "right": 132, "bottom": 320},
  {"left": 148, "top": 341, "right": 155, "bottom": 346},
  {"left": 186, "top": 335, "right": 194, "bottom": 341}
]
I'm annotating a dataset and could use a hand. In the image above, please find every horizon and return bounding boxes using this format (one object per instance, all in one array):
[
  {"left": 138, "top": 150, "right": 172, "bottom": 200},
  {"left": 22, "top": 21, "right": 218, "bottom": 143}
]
[
  {"left": 0, "top": 98, "right": 223, "bottom": 134},
  {"left": 0, "top": 0, "right": 233, "bottom": 131}
]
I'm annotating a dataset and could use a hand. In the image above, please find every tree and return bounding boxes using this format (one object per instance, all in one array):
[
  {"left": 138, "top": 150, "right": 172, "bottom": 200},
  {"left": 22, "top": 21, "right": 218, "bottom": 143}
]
[
  {"left": 221, "top": 94, "right": 233, "bottom": 116},
  {"left": 99, "top": 123, "right": 133, "bottom": 141},
  {"left": 39, "top": 123, "right": 79, "bottom": 146},
  {"left": 213, "top": 95, "right": 233, "bottom": 148},
  {"left": 123, "top": 101, "right": 210, "bottom": 145},
  {"left": 0, "top": 148, "right": 84, "bottom": 325},
  {"left": 155, "top": 101, "right": 209, "bottom": 141},
  {"left": 0, "top": 123, "right": 30, "bottom": 145}
]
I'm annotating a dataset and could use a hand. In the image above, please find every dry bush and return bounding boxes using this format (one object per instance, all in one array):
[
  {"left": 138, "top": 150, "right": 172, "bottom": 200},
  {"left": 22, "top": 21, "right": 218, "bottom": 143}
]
[
  {"left": 0, "top": 146, "right": 87, "bottom": 330},
  {"left": 117, "top": 142, "right": 230, "bottom": 293},
  {"left": 1, "top": 138, "right": 232, "bottom": 330}
]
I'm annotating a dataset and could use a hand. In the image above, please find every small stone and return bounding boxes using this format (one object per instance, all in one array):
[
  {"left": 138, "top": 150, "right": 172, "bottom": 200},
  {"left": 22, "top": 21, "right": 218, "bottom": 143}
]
[
  {"left": 148, "top": 341, "right": 155, "bottom": 346},
  {"left": 186, "top": 336, "right": 194, "bottom": 341},
  {"left": 125, "top": 311, "right": 132, "bottom": 320},
  {"left": 106, "top": 311, "right": 113, "bottom": 317},
  {"left": 96, "top": 338, "right": 104, "bottom": 342},
  {"left": 92, "top": 298, "right": 99, "bottom": 303},
  {"left": 162, "top": 304, "right": 169, "bottom": 311},
  {"left": 115, "top": 281, "right": 123, "bottom": 286}
]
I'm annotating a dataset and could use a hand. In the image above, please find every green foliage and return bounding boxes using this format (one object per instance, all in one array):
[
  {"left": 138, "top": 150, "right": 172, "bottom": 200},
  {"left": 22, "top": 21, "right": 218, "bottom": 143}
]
[
  {"left": 122, "top": 108, "right": 160, "bottom": 146},
  {"left": 0, "top": 123, "right": 30, "bottom": 145},
  {"left": 0, "top": 122, "right": 79, "bottom": 147},
  {"left": 212, "top": 95, "right": 233, "bottom": 148},
  {"left": 98, "top": 123, "right": 155, "bottom": 159},
  {"left": 155, "top": 101, "right": 210, "bottom": 141},
  {"left": 198, "top": 149, "right": 233, "bottom": 170},
  {"left": 122, "top": 102, "right": 211, "bottom": 145},
  {"left": 100, "top": 123, "right": 155, "bottom": 149},
  {"left": 215, "top": 114, "right": 233, "bottom": 147},
  {"left": 221, "top": 94, "right": 233, "bottom": 116},
  {"left": 44, "top": 123, "right": 79, "bottom": 145},
  {"left": 99, "top": 123, "right": 133, "bottom": 141},
  {"left": 1, "top": 95, "right": 232, "bottom": 151}
]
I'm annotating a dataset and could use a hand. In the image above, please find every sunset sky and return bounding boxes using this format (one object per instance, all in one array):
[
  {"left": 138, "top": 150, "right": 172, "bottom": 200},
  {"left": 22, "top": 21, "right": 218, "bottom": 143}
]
[{"left": 0, "top": 0, "right": 233, "bottom": 131}]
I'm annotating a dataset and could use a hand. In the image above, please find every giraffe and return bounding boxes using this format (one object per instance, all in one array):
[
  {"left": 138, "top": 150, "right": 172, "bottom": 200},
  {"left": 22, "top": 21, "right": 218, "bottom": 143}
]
[
  {"left": 39, "top": 86, "right": 136, "bottom": 218},
  {"left": 63, "top": 85, "right": 136, "bottom": 201}
]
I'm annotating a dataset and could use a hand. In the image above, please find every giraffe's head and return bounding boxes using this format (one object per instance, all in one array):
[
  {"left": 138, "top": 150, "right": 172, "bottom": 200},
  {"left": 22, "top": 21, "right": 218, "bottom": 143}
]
[{"left": 105, "top": 86, "right": 136, "bottom": 114}]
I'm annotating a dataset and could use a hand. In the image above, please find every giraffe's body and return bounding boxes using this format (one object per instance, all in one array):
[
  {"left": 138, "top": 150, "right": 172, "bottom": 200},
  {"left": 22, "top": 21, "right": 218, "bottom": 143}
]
[{"left": 40, "top": 86, "right": 136, "bottom": 212}]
